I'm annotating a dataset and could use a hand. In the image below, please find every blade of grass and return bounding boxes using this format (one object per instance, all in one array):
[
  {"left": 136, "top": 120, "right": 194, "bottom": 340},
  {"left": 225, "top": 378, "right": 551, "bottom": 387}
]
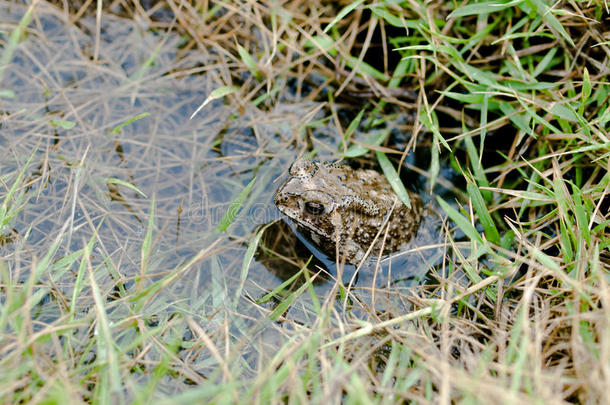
[
  {"left": 447, "top": 0, "right": 523, "bottom": 19},
  {"left": 323, "top": 0, "right": 365, "bottom": 33},
  {"left": 50, "top": 120, "right": 76, "bottom": 129},
  {"left": 343, "top": 129, "right": 389, "bottom": 158},
  {"left": 237, "top": 44, "right": 262, "bottom": 80},
  {"left": 70, "top": 229, "right": 100, "bottom": 319},
  {"left": 0, "top": 2, "right": 35, "bottom": 84},
  {"left": 105, "top": 177, "right": 147, "bottom": 198},
  {"left": 419, "top": 108, "right": 447, "bottom": 191},
  {"left": 467, "top": 183, "right": 500, "bottom": 245},
  {"left": 257, "top": 257, "right": 312, "bottom": 304},
  {"left": 267, "top": 268, "right": 315, "bottom": 321},
  {"left": 130, "top": 237, "right": 223, "bottom": 311},
  {"left": 375, "top": 151, "right": 411, "bottom": 208},
  {"left": 234, "top": 222, "right": 274, "bottom": 305},
  {"left": 0, "top": 89, "right": 15, "bottom": 98},
  {"left": 344, "top": 55, "right": 390, "bottom": 81},
  {"left": 109, "top": 112, "right": 150, "bottom": 135},
  {"left": 190, "top": 86, "right": 240, "bottom": 119},
  {"left": 464, "top": 135, "right": 491, "bottom": 202},
  {"left": 571, "top": 185, "right": 590, "bottom": 244},
  {"left": 139, "top": 194, "right": 155, "bottom": 290},
  {"left": 216, "top": 176, "right": 256, "bottom": 232},
  {"left": 532, "top": 47, "right": 558, "bottom": 78},
  {"left": 525, "top": 0, "right": 574, "bottom": 47},
  {"left": 88, "top": 258, "right": 122, "bottom": 401},
  {"left": 1, "top": 152, "right": 35, "bottom": 229},
  {"left": 340, "top": 108, "right": 366, "bottom": 153},
  {"left": 436, "top": 196, "right": 484, "bottom": 245}
]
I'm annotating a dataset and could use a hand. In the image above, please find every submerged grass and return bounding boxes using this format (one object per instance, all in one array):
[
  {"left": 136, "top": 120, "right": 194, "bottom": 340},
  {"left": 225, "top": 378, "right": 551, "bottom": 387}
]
[{"left": 1, "top": 0, "right": 609, "bottom": 403}]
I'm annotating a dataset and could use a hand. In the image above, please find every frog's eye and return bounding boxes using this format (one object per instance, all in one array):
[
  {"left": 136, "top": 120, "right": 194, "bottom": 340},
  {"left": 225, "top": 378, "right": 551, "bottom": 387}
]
[{"left": 304, "top": 201, "right": 325, "bottom": 216}]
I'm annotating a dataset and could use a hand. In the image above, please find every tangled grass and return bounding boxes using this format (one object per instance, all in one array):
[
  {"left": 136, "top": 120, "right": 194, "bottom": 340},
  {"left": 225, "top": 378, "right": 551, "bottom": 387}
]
[{"left": 1, "top": 0, "right": 609, "bottom": 403}]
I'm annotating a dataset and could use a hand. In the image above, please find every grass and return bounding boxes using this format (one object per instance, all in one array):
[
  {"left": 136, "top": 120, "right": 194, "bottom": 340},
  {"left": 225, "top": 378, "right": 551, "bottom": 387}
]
[{"left": 1, "top": 0, "right": 609, "bottom": 403}]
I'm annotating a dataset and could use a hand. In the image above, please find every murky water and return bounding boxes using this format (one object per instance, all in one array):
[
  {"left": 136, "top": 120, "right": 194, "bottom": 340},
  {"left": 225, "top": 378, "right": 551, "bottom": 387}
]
[{"left": 0, "top": 1, "right": 457, "bottom": 383}]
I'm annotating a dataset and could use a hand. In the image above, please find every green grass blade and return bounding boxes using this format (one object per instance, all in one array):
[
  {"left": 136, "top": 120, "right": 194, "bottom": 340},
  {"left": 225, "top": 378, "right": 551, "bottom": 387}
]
[
  {"left": 345, "top": 55, "right": 390, "bottom": 81},
  {"left": 0, "top": 152, "right": 35, "bottom": 228},
  {"left": 429, "top": 140, "right": 440, "bottom": 193},
  {"left": 216, "top": 176, "right": 256, "bottom": 232},
  {"left": 0, "top": 3, "right": 34, "bottom": 83},
  {"left": 437, "top": 196, "right": 484, "bottom": 245},
  {"left": 375, "top": 151, "right": 411, "bottom": 208},
  {"left": 105, "top": 177, "right": 148, "bottom": 198},
  {"left": 190, "top": 86, "right": 240, "bottom": 119},
  {"left": 267, "top": 270, "right": 313, "bottom": 321},
  {"left": 464, "top": 135, "right": 491, "bottom": 201},
  {"left": 70, "top": 226, "right": 101, "bottom": 319},
  {"left": 109, "top": 112, "right": 150, "bottom": 135},
  {"left": 532, "top": 47, "right": 557, "bottom": 78},
  {"left": 323, "top": 0, "right": 365, "bottom": 33},
  {"left": 572, "top": 185, "right": 590, "bottom": 244},
  {"left": 447, "top": 0, "right": 522, "bottom": 18},
  {"left": 50, "top": 119, "right": 76, "bottom": 129},
  {"left": 140, "top": 194, "right": 155, "bottom": 283},
  {"left": 526, "top": 0, "right": 574, "bottom": 47},
  {"left": 237, "top": 44, "right": 261, "bottom": 79},
  {"left": 129, "top": 42, "right": 162, "bottom": 82},
  {"left": 234, "top": 222, "right": 273, "bottom": 305},
  {"left": 343, "top": 129, "right": 389, "bottom": 158},
  {"left": 467, "top": 183, "right": 500, "bottom": 245},
  {"left": 88, "top": 259, "right": 122, "bottom": 399},
  {"left": 257, "top": 258, "right": 312, "bottom": 304},
  {"left": 345, "top": 108, "right": 365, "bottom": 139}
]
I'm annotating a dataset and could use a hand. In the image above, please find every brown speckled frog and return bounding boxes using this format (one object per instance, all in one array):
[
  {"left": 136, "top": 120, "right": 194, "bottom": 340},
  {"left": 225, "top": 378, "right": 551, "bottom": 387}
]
[{"left": 274, "top": 158, "right": 423, "bottom": 265}]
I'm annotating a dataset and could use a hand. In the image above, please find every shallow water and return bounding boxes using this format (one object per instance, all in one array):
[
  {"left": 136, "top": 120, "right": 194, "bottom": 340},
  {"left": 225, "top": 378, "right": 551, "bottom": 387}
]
[{"left": 0, "top": 1, "right": 458, "bottom": 386}]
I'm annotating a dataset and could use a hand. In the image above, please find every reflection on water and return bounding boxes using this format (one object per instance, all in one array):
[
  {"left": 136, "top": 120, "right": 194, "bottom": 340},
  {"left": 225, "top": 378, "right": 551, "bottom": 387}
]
[
  {"left": 256, "top": 202, "right": 446, "bottom": 315},
  {"left": 255, "top": 220, "right": 330, "bottom": 285}
]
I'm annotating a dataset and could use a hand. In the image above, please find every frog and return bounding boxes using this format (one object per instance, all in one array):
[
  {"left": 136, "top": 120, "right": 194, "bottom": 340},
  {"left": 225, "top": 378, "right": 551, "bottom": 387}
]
[{"left": 273, "top": 157, "right": 423, "bottom": 265}]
